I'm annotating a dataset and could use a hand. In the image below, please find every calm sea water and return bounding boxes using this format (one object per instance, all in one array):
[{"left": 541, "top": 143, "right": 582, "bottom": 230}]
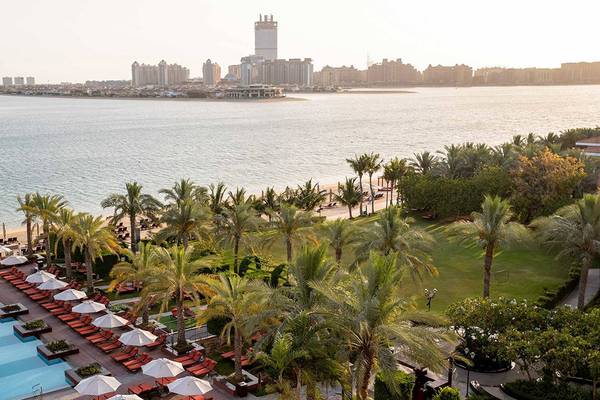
[{"left": 1, "top": 86, "right": 600, "bottom": 228}]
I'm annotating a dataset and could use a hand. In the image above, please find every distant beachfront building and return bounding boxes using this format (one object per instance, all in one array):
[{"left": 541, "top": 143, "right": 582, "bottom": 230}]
[
  {"left": 240, "top": 54, "right": 265, "bottom": 86},
  {"left": 314, "top": 65, "right": 366, "bottom": 87},
  {"left": 367, "top": 58, "right": 421, "bottom": 86},
  {"left": 423, "top": 64, "right": 473, "bottom": 85},
  {"left": 257, "top": 58, "right": 313, "bottom": 87},
  {"left": 2, "top": 77, "right": 13, "bottom": 86},
  {"left": 131, "top": 60, "right": 189, "bottom": 87},
  {"left": 561, "top": 61, "right": 600, "bottom": 84},
  {"left": 225, "top": 84, "right": 284, "bottom": 99},
  {"left": 202, "top": 59, "right": 221, "bottom": 86},
  {"left": 255, "top": 14, "right": 277, "bottom": 61},
  {"left": 26, "top": 77, "right": 35, "bottom": 85},
  {"left": 228, "top": 65, "right": 241, "bottom": 80},
  {"left": 13, "top": 77, "right": 25, "bottom": 86}
]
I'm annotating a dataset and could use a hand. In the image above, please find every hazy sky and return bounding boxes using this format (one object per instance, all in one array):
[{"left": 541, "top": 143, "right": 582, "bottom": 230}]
[{"left": 2, "top": 0, "right": 599, "bottom": 83}]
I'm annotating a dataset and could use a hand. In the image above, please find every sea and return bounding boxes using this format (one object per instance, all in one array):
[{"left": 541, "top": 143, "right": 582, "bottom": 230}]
[{"left": 1, "top": 85, "right": 600, "bottom": 228}]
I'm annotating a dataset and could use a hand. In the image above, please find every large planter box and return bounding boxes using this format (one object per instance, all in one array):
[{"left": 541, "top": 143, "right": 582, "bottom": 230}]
[
  {"left": 37, "top": 344, "right": 79, "bottom": 360},
  {"left": 65, "top": 366, "right": 112, "bottom": 386},
  {"left": 214, "top": 370, "right": 259, "bottom": 397},
  {"left": 164, "top": 341, "right": 205, "bottom": 357},
  {"left": 0, "top": 303, "right": 29, "bottom": 319},
  {"left": 14, "top": 322, "right": 52, "bottom": 338}
]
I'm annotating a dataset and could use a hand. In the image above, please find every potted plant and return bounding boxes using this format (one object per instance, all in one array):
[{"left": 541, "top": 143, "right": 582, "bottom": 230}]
[
  {"left": 14, "top": 319, "right": 51, "bottom": 337},
  {"left": 38, "top": 339, "right": 79, "bottom": 360},
  {"left": 0, "top": 303, "right": 28, "bottom": 319},
  {"left": 65, "top": 363, "right": 111, "bottom": 385}
]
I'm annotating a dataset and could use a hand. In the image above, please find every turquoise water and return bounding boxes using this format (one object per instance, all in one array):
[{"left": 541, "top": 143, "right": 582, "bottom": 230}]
[{"left": 0, "top": 319, "right": 71, "bottom": 400}]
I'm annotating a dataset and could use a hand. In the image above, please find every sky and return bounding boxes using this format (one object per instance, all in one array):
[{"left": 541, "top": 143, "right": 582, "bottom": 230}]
[{"left": 1, "top": 0, "right": 599, "bottom": 83}]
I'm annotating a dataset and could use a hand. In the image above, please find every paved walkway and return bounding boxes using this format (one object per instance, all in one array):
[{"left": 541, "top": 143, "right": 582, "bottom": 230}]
[{"left": 562, "top": 268, "right": 600, "bottom": 308}]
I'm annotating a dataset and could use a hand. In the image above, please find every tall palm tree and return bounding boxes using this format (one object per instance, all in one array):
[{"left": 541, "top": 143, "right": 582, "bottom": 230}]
[
  {"left": 438, "top": 144, "right": 464, "bottom": 179},
  {"left": 260, "top": 187, "right": 280, "bottom": 222},
  {"left": 16, "top": 193, "right": 35, "bottom": 255},
  {"left": 410, "top": 151, "right": 438, "bottom": 175},
  {"left": 364, "top": 153, "right": 383, "bottom": 214},
  {"left": 356, "top": 206, "right": 437, "bottom": 280},
  {"left": 109, "top": 242, "right": 158, "bottom": 325},
  {"left": 26, "top": 193, "right": 67, "bottom": 266},
  {"left": 156, "top": 198, "right": 212, "bottom": 248},
  {"left": 447, "top": 195, "right": 529, "bottom": 298},
  {"left": 346, "top": 154, "right": 368, "bottom": 216},
  {"left": 71, "top": 213, "right": 119, "bottom": 291},
  {"left": 141, "top": 245, "right": 209, "bottom": 346},
  {"left": 101, "top": 182, "right": 162, "bottom": 253},
  {"left": 200, "top": 274, "right": 270, "bottom": 382},
  {"left": 532, "top": 193, "right": 600, "bottom": 310},
  {"left": 209, "top": 182, "right": 228, "bottom": 215},
  {"left": 287, "top": 244, "right": 337, "bottom": 310},
  {"left": 336, "top": 178, "right": 361, "bottom": 219},
  {"left": 159, "top": 178, "right": 208, "bottom": 206},
  {"left": 216, "top": 201, "right": 263, "bottom": 274},
  {"left": 294, "top": 179, "right": 327, "bottom": 212},
  {"left": 383, "top": 157, "right": 408, "bottom": 207},
  {"left": 53, "top": 208, "right": 78, "bottom": 279},
  {"left": 319, "top": 219, "right": 358, "bottom": 264},
  {"left": 313, "top": 253, "right": 448, "bottom": 400},
  {"left": 266, "top": 204, "right": 313, "bottom": 263}
]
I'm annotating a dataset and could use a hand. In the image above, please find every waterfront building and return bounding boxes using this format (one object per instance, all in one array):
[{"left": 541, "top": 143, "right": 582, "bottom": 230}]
[
  {"left": 131, "top": 60, "right": 189, "bottom": 87},
  {"left": 202, "top": 59, "right": 221, "bottom": 86},
  {"left": 255, "top": 14, "right": 277, "bottom": 61},
  {"left": 26, "top": 77, "right": 35, "bottom": 85},
  {"left": 367, "top": 58, "right": 421, "bottom": 85},
  {"left": 228, "top": 65, "right": 241, "bottom": 80},
  {"left": 561, "top": 61, "right": 600, "bottom": 84},
  {"left": 2, "top": 77, "right": 13, "bottom": 86},
  {"left": 225, "top": 84, "right": 284, "bottom": 99},
  {"left": 13, "top": 77, "right": 25, "bottom": 86},
  {"left": 240, "top": 54, "right": 264, "bottom": 86},
  {"left": 423, "top": 64, "right": 473, "bottom": 85},
  {"left": 257, "top": 58, "right": 313, "bottom": 87},
  {"left": 315, "top": 65, "right": 366, "bottom": 87}
]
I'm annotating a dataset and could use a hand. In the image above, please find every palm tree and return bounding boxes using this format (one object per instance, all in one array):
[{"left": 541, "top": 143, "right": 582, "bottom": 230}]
[
  {"left": 364, "top": 153, "right": 383, "bottom": 214},
  {"left": 266, "top": 204, "right": 313, "bottom": 263},
  {"left": 156, "top": 198, "right": 212, "bottom": 248},
  {"left": 288, "top": 244, "right": 337, "bottom": 310},
  {"left": 109, "top": 242, "right": 158, "bottom": 325},
  {"left": 336, "top": 178, "right": 361, "bottom": 219},
  {"left": 26, "top": 193, "right": 67, "bottom": 266},
  {"left": 383, "top": 157, "right": 408, "bottom": 207},
  {"left": 16, "top": 193, "right": 35, "bottom": 255},
  {"left": 294, "top": 179, "right": 327, "bottom": 212},
  {"left": 346, "top": 154, "right": 368, "bottom": 216},
  {"left": 200, "top": 274, "right": 270, "bottom": 382},
  {"left": 71, "top": 214, "right": 119, "bottom": 291},
  {"left": 260, "top": 187, "right": 279, "bottom": 222},
  {"left": 101, "top": 182, "right": 161, "bottom": 253},
  {"left": 319, "top": 219, "right": 358, "bottom": 264},
  {"left": 216, "top": 201, "right": 263, "bottom": 274},
  {"left": 447, "top": 195, "right": 529, "bottom": 298},
  {"left": 438, "top": 144, "right": 464, "bottom": 178},
  {"left": 53, "top": 208, "right": 78, "bottom": 279},
  {"left": 410, "top": 151, "right": 438, "bottom": 175},
  {"left": 512, "top": 134, "right": 525, "bottom": 147},
  {"left": 141, "top": 245, "right": 209, "bottom": 346},
  {"left": 531, "top": 193, "right": 600, "bottom": 310},
  {"left": 209, "top": 182, "right": 228, "bottom": 215},
  {"left": 356, "top": 206, "right": 437, "bottom": 280},
  {"left": 159, "top": 178, "right": 208, "bottom": 206},
  {"left": 313, "top": 253, "right": 448, "bottom": 400}
]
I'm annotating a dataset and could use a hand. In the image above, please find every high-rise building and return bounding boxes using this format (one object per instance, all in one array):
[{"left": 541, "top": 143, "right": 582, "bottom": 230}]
[
  {"left": 315, "top": 65, "right": 366, "bottom": 86},
  {"left": 367, "top": 59, "right": 421, "bottom": 85},
  {"left": 228, "top": 65, "right": 241, "bottom": 80},
  {"left": 202, "top": 59, "right": 222, "bottom": 86},
  {"left": 13, "top": 77, "right": 25, "bottom": 85},
  {"left": 26, "top": 77, "right": 35, "bottom": 85},
  {"left": 423, "top": 64, "right": 473, "bottom": 85},
  {"left": 256, "top": 58, "right": 313, "bottom": 87},
  {"left": 240, "top": 54, "right": 264, "bottom": 85},
  {"left": 560, "top": 62, "right": 600, "bottom": 84},
  {"left": 131, "top": 60, "right": 189, "bottom": 87},
  {"left": 255, "top": 14, "right": 277, "bottom": 61},
  {"left": 2, "top": 77, "right": 13, "bottom": 86}
]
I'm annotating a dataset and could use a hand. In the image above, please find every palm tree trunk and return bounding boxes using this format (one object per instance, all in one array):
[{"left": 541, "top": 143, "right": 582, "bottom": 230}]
[
  {"left": 358, "top": 174, "right": 364, "bottom": 216},
  {"left": 176, "top": 291, "right": 186, "bottom": 346},
  {"left": 348, "top": 205, "right": 353, "bottom": 219},
  {"left": 577, "top": 257, "right": 591, "bottom": 310},
  {"left": 44, "top": 221, "right": 51, "bottom": 267},
  {"left": 335, "top": 247, "right": 342, "bottom": 263},
  {"left": 286, "top": 238, "right": 292, "bottom": 263},
  {"left": 182, "top": 236, "right": 189, "bottom": 249},
  {"left": 592, "top": 378, "right": 597, "bottom": 400},
  {"left": 447, "top": 357, "right": 454, "bottom": 387},
  {"left": 234, "top": 326, "right": 243, "bottom": 382},
  {"left": 64, "top": 239, "right": 72, "bottom": 279},
  {"left": 385, "top": 185, "right": 389, "bottom": 209},
  {"left": 358, "top": 357, "right": 373, "bottom": 400},
  {"left": 390, "top": 181, "right": 395, "bottom": 206},
  {"left": 85, "top": 250, "right": 94, "bottom": 291},
  {"left": 233, "top": 236, "right": 240, "bottom": 274},
  {"left": 142, "top": 304, "right": 149, "bottom": 326},
  {"left": 295, "top": 368, "right": 302, "bottom": 400},
  {"left": 130, "top": 213, "right": 137, "bottom": 253},
  {"left": 26, "top": 217, "right": 33, "bottom": 256},
  {"left": 368, "top": 173, "right": 375, "bottom": 214},
  {"left": 483, "top": 242, "right": 495, "bottom": 298}
]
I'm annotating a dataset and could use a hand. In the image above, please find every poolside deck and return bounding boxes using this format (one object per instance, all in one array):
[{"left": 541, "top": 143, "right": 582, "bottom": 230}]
[{"left": 0, "top": 264, "right": 232, "bottom": 400}]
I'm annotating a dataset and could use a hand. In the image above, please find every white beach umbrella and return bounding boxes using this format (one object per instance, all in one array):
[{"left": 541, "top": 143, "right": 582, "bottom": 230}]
[
  {"left": 26, "top": 270, "right": 55, "bottom": 283},
  {"left": 93, "top": 312, "right": 130, "bottom": 328},
  {"left": 142, "top": 358, "right": 184, "bottom": 378},
  {"left": 72, "top": 300, "right": 106, "bottom": 313},
  {"left": 74, "top": 375, "right": 121, "bottom": 396},
  {"left": 38, "top": 277, "right": 68, "bottom": 290},
  {"left": 54, "top": 288, "right": 87, "bottom": 301},
  {"left": 107, "top": 395, "right": 143, "bottom": 400},
  {"left": 1, "top": 255, "right": 27, "bottom": 266},
  {"left": 167, "top": 376, "right": 212, "bottom": 396},
  {"left": 119, "top": 328, "right": 157, "bottom": 346},
  {"left": 0, "top": 245, "right": 13, "bottom": 257}
]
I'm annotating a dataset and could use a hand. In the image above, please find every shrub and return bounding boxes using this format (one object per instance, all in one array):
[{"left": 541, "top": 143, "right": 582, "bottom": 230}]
[
  {"left": 23, "top": 320, "right": 45, "bottom": 330},
  {"left": 536, "top": 265, "right": 580, "bottom": 308},
  {"left": 46, "top": 340, "right": 70, "bottom": 353},
  {"left": 207, "top": 316, "right": 230, "bottom": 336},
  {"left": 374, "top": 371, "right": 414, "bottom": 400},
  {"left": 2, "top": 304, "right": 21, "bottom": 312},
  {"left": 433, "top": 387, "right": 461, "bottom": 400},
  {"left": 76, "top": 363, "right": 102, "bottom": 378},
  {"left": 503, "top": 379, "right": 592, "bottom": 400}
]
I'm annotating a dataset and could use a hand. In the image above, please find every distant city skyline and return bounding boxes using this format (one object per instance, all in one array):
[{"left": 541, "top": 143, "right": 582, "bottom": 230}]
[{"left": 1, "top": 0, "right": 599, "bottom": 83}]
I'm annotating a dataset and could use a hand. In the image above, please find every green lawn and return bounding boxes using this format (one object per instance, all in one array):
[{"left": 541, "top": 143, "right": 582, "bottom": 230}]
[{"left": 159, "top": 315, "right": 198, "bottom": 331}]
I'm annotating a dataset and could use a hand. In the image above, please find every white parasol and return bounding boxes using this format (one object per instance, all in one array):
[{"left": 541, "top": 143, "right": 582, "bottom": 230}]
[
  {"left": 1, "top": 255, "right": 27, "bottom": 266},
  {"left": 142, "top": 358, "right": 184, "bottom": 378},
  {"left": 26, "top": 270, "right": 55, "bottom": 283},
  {"left": 93, "top": 313, "right": 130, "bottom": 328},
  {"left": 72, "top": 300, "right": 106, "bottom": 313},
  {"left": 167, "top": 376, "right": 213, "bottom": 396},
  {"left": 74, "top": 375, "right": 121, "bottom": 396},
  {"left": 119, "top": 328, "right": 157, "bottom": 346},
  {"left": 38, "top": 277, "right": 68, "bottom": 290},
  {"left": 54, "top": 288, "right": 87, "bottom": 301}
]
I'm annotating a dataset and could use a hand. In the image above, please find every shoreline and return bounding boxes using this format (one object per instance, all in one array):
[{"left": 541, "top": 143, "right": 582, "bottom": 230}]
[{"left": 0, "top": 93, "right": 307, "bottom": 103}]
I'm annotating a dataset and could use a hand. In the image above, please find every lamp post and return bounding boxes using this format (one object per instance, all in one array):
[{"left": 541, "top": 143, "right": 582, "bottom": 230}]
[
  {"left": 465, "top": 351, "right": 475, "bottom": 396},
  {"left": 424, "top": 288, "right": 437, "bottom": 311}
]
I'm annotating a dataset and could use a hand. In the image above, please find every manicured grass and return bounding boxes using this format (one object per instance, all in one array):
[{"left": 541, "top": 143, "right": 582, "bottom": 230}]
[{"left": 159, "top": 315, "right": 198, "bottom": 331}]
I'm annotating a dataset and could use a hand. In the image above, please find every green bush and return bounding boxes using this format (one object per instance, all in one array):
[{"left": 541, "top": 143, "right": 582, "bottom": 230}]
[
  {"left": 374, "top": 371, "right": 414, "bottom": 400},
  {"left": 207, "top": 316, "right": 230, "bottom": 336},
  {"left": 94, "top": 254, "right": 120, "bottom": 279},
  {"left": 47, "top": 340, "right": 70, "bottom": 353},
  {"left": 433, "top": 387, "right": 461, "bottom": 400},
  {"left": 23, "top": 320, "right": 45, "bottom": 330},
  {"left": 503, "top": 380, "right": 592, "bottom": 400},
  {"left": 76, "top": 363, "right": 102, "bottom": 378}
]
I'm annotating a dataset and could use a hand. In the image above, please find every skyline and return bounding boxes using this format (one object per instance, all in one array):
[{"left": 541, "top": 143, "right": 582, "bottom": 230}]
[{"left": 1, "top": 0, "right": 600, "bottom": 83}]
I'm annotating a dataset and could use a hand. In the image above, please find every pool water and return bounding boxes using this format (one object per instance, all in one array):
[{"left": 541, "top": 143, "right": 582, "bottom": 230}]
[{"left": 0, "top": 318, "right": 71, "bottom": 400}]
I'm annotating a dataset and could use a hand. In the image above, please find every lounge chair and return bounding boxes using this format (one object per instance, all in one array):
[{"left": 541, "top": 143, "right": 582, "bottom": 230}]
[
  {"left": 97, "top": 337, "right": 121, "bottom": 352},
  {"left": 220, "top": 350, "right": 235, "bottom": 359},
  {"left": 187, "top": 358, "right": 217, "bottom": 377},
  {"left": 87, "top": 330, "right": 113, "bottom": 344},
  {"left": 145, "top": 334, "right": 166, "bottom": 349},
  {"left": 174, "top": 350, "right": 202, "bottom": 363},
  {"left": 128, "top": 382, "right": 158, "bottom": 395},
  {"left": 111, "top": 347, "right": 138, "bottom": 362},
  {"left": 67, "top": 316, "right": 92, "bottom": 328},
  {"left": 58, "top": 312, "right": 81, "bottom": 322},
  {"left": 179, "top": 352, "right": 203, "bottom": 367}
]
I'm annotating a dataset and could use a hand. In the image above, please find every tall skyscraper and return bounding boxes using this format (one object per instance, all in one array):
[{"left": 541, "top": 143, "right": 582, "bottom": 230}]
[
  {"left": 26, "top": 76, "right": 35, "bottom": 85},
  {"left": 131, "top": 60, "right": 189, "bottom": 87},
  {"left": 255, "top": 14, "right": 277, "bottom": 61},
  {"left": 13, "top": 77, "right": 24, "bottom": 85},
  {"left": 202, "top": 59, "right": 221, "bottom": 86},
  {"left": 2, "top": 77, "right": 13, "bottom": 86}
]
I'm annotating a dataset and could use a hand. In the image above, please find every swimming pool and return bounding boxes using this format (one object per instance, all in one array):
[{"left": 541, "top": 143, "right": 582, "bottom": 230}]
[{"left": 0, "top": 318, "right": 71, "bottom": 400}]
